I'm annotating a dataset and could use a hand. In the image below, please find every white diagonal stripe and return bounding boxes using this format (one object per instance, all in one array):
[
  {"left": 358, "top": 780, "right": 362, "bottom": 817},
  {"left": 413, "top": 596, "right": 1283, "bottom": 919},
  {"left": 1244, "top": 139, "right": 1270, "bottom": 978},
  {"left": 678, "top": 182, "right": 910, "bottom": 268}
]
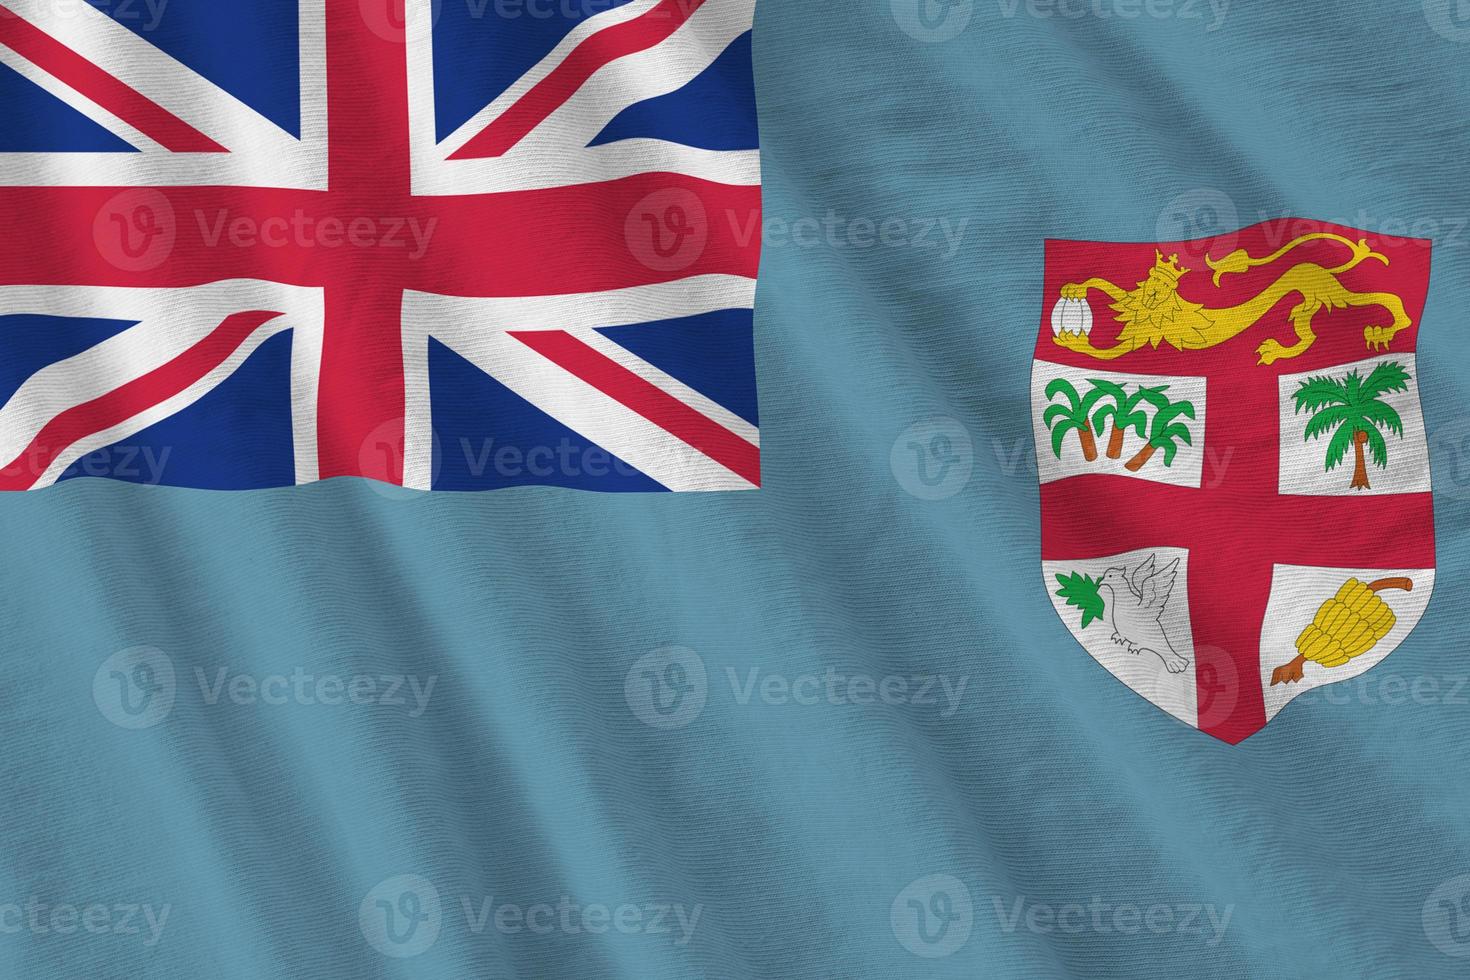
[
  {"left": 522, "top": 0, "right": 756, "bottom": 154},
  {"left": 577, "top": 328, "right": 758, "bottom": 447},
  {"left": 0, "top": 0, "right": 326, "bottom": 189},
  {"left": 0, "top": 43, "right": 159, "bottom": 151},
  {"left": 451, "top": 329, "right": 755, "bottom": 492},
  {"left": 399, "top": 278, "right": 759, "bottom": 490},
  {"left": 435, "top": 0, "right": 668, "bottom": 159},
  {"left": 3, "top": 0, "right": 287, "bottom": 149},
  {"left": 32, "top": 316, "right": 286, "bottom": 488},
  {"left": 412, "top": 0, "right": 759, "bottom": 195},
  {"left": 0, "top": 281, "right": 323, "bottom": 485}
]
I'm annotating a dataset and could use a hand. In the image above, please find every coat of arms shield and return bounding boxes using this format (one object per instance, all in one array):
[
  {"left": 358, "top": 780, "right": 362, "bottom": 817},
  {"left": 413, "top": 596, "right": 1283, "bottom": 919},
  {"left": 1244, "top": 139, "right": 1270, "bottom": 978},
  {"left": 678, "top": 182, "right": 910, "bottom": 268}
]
[{"left": 1033, "top": 220, "right": 1436, "bottom": 743}]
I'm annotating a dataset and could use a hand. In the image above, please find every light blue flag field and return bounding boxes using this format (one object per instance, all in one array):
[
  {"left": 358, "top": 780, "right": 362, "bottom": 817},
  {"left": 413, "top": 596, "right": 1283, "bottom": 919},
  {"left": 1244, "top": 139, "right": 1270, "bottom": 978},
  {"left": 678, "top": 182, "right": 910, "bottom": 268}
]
[{"left": 2, "top": 1, "right": 1470, "bottom": 978}]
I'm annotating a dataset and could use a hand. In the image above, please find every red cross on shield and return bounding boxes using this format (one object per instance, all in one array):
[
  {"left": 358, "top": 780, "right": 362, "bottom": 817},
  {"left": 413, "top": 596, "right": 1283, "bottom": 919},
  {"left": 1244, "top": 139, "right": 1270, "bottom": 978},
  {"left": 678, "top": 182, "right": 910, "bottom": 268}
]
[{"left": 1033, "top": 220, "right": 1436, "bottom": 744}]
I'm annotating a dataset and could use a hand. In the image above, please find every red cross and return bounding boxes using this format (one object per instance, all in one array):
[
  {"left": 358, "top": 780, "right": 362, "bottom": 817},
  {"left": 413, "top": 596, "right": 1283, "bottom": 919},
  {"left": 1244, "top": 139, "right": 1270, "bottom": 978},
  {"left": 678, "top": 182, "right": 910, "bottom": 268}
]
[
  {"left": 0, "top": 0, "right": 760, "bottom": 485},
  {"left": 1037, "top": 226, "right": 1435, "bottom": 744}
]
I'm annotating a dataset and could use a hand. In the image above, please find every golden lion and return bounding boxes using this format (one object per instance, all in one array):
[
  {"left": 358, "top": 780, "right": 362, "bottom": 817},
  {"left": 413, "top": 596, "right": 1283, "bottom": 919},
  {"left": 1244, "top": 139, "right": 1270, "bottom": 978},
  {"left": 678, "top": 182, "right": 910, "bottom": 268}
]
[{"left": 1054, "top": 233, "right": 1411, "bottom": 366}]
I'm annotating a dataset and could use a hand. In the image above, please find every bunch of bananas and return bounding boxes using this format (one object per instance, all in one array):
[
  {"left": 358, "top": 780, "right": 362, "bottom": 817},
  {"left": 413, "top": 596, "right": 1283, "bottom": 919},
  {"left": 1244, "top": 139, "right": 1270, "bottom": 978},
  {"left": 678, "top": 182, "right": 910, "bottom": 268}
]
[{"left": 1294, "top": 578, "right": 1397, "bottom": 669}]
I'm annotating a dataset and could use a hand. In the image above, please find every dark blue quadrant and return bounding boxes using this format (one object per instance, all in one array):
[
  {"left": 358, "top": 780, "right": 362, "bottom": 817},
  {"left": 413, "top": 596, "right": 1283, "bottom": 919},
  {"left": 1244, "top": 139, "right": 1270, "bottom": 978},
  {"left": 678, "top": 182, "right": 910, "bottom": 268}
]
[
  {"left": 432, "top": 0, "right": 638, "bottom": 143},
  {"left": 59, "top": 330, "right": 297, "bottom": 490},
  {"left": 85, "top": 0, "right": 301, "bottom": 137},
  {"left": 428, "top": 338, "right": 667, "bottom": 492},
  {"left": 591, "top": 32, "right": 758, "bottom": 150},
  {"left": 0, "top": 315, "right": 139, "bottom": 408},
  {"left": 596, "top": 308, "right": 759, "bottom": 426},
  {"left": 0, "top": 63, "right": 138, "bottom": 152}
]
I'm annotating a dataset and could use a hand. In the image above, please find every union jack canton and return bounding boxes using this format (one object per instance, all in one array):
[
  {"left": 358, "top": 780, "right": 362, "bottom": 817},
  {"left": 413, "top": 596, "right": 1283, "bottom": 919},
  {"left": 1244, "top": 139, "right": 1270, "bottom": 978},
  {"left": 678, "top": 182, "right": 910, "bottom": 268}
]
[{"left": 0, "top": 0, "right": 762, "bottom": 491}]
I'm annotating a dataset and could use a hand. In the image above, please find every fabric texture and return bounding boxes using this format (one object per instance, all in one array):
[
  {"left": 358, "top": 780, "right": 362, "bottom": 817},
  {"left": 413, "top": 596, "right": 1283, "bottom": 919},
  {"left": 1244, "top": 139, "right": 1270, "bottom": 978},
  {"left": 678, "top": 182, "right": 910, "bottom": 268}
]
[{"left": 5, "top": 1, "right": 1470, "bottom": 978}]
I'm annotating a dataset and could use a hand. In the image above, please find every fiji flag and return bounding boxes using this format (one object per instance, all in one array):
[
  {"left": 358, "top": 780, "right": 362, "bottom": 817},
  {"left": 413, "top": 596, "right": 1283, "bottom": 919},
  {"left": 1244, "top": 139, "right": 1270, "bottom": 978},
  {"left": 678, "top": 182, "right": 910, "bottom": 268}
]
[{"left": 0, "top": 0, "right": 762, "bottom": 491}]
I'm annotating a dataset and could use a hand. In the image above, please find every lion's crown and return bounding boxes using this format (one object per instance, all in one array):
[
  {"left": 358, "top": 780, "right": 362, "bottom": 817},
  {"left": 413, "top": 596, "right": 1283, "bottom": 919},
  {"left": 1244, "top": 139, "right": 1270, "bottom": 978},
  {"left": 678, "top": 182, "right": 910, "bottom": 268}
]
[{"left": 1152, "top": 251, "right": 1189, "bottom": 284}]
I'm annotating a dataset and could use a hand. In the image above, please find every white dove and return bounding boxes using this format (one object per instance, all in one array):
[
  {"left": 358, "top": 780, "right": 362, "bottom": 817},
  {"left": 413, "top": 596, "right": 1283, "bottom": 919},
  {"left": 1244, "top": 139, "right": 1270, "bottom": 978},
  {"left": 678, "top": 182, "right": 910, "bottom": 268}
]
[{"left": 1098, "top": 555, "right": 1190, "bottom": 674}]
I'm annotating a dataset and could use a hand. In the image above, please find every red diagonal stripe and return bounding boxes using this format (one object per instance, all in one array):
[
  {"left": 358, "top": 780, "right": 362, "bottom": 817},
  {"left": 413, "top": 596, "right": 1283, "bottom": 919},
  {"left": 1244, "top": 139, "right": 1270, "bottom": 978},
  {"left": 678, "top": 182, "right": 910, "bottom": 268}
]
[
  {"left": 0, "top": 5, "right": 227, "bottom": 153},
  {"left": 449, "top": 0, "right": 707, "bottom": 159},
  {"left": 0, "top": 310, "right": 281, "bottom": 491},
  {"left": 509, "top": 329, "right": 760, "bottom": 486}
]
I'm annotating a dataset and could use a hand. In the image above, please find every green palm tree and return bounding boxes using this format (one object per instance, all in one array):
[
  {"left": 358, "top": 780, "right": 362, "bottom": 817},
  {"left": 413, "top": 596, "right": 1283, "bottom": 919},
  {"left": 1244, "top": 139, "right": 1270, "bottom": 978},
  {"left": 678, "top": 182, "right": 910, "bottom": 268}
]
[
  {"left": 1293, "top": 362, "right": 1410, "bottom": 490},
  {"left": 1124, "top": 390, "right": 1196, "bottom": 472},
  {"left": 1091, "top": 381, "right": 1169, "bottom": 460},
  {"left": 1043, "top": 379, "right": 1105, "bottom": 461}
]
